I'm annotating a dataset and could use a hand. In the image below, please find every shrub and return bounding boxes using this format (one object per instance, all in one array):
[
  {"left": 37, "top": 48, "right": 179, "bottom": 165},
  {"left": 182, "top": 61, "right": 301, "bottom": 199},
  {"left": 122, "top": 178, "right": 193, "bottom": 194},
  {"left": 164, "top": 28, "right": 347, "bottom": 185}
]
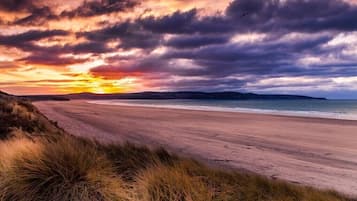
[{"left": 0, "top": 136, "right": 129, "bottom": 201}]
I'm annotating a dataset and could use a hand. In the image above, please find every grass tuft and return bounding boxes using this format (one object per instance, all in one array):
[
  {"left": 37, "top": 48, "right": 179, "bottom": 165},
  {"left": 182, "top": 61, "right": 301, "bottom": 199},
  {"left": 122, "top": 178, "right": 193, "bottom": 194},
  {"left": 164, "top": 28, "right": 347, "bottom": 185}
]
[
  {"left": 0, "top": 136, "right": 129, "bottom": 201},
  {"left": 135, "top": 163, "right": 213, "bottom": 201},
  {"left": 102, "top": 143, "right": 178, "bottom": 181}
]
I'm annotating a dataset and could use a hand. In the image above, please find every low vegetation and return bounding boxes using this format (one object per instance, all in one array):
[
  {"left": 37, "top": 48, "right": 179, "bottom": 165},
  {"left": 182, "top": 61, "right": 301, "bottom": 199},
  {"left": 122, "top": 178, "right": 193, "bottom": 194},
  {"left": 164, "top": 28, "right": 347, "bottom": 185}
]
[
  {"left": 0, "top": 91, "right": 354, "bottom": 201},
  {"left": 0, "top": 92, "right": 63, "bottom": 139},
  {"left": 0, "top": 137, "right": 129, "bottom": 201}
]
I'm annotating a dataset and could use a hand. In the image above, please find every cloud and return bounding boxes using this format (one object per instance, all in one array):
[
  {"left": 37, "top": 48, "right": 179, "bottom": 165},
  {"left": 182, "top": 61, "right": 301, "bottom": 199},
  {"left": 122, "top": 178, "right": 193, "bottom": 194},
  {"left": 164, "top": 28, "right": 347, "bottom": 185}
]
[
  {"left": 78, "top": 0, "right": 357, "bottom": 55},
  {"left": 2, "top": 0, "right": 357, "bottom": 96},
  {"left": 60, "top": 0, "right": 139, "bottom": 18},
  {"left": 0, "top": 61, "right": 19, "bottom": 69},
  {"left": 135, "top": 0, "right": 357, "bottom": 35},
  {"left": 0, "top": 0, "right": 35, "bottom": 11},
  {"left": 166, "top": 35, "right": 230, "bottom": 49},
  {"left": 2, "top": 0, "right": 140, "bottom": 26},
  {"left": 13, "top": 6, "right": 58, "bottom": 25},
  {"left": 162, "top": 33, "right": 357, "bottom": 79},
  {"left": 154, "top": 77, "right": 248, "bottom": 91},
  {"left": 90, "top": 30, "right": 357, "bottom": 91},
  {"left": 225, "top": 0, "right": 357, "bottom": 32},
  {"left": 0, "top": 30, "right": 113, "bottom": 65},
  {"left": 139, "top": 9, "right": 198, "bottom": 34},
  {"left": 80, "top": 21, "right": 162, "bottom": 49},
  {"left": 64, "top": 42, "right": 113, "bottom": 54},
  {"left": 18, "top": 54, "right": 88, "bottom": 66},
  {"left": 0, "top": 0, "right": 58, "bottom": 26},
  {"left": 0, "top": 30, "right": 69, "bottom": 47}
]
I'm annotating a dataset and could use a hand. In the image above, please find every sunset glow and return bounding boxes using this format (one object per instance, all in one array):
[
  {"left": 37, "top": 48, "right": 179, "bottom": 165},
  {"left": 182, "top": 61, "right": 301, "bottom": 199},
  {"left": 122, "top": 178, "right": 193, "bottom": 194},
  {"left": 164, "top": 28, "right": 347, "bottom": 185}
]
[{"left": 1, "top": 0, "right": 357, "bottom": 98}]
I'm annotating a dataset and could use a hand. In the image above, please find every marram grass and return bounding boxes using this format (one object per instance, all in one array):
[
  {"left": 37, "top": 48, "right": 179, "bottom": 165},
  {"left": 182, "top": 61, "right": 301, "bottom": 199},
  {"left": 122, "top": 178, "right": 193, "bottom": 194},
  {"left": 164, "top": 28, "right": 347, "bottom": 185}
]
[
  {"left": 135, "top": 164, "right": 213, "bottom": 201},
  {"left": 0, "top": 137, "right": 129, "bottom": 201},
  {"left": 0, "top": 135, "right": 353, "bottom": 201}
]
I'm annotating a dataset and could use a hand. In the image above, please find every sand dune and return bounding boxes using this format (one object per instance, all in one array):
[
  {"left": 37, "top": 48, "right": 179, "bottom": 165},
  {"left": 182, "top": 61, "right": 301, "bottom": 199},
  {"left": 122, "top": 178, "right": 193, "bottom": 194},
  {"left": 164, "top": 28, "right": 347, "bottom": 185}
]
[{"left": 35, "top": 100, "right": 357, "bottom": 196}]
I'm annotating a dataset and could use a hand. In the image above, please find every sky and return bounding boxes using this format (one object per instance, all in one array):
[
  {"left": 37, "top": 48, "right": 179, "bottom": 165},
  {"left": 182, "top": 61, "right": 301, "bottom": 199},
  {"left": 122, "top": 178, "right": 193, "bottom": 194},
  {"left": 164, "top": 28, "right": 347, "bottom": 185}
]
[{"left": 0, "top": 0, "right": 357, "bottom": 99}]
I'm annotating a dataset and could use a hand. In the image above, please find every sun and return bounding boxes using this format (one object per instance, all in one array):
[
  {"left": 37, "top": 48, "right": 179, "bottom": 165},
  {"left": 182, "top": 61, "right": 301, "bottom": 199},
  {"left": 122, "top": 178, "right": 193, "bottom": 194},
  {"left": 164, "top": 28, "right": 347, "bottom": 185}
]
[{"left": 66, "top": 74, "right": 140, "bottom": 94}]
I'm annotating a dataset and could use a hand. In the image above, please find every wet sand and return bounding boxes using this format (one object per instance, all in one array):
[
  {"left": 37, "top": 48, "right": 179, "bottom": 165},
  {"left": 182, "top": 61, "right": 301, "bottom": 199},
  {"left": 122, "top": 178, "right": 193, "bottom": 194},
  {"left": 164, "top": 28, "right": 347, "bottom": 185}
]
[{"left": 35, "top": 100, "right": 357, "bottom": 196}]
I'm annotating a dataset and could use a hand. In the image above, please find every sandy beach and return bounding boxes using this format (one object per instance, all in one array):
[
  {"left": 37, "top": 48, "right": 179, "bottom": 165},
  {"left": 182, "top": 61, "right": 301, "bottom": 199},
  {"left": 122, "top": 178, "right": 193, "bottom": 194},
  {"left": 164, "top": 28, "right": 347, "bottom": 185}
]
[{"left": 35, "top": 100, "right": 357, "bottom": 196}]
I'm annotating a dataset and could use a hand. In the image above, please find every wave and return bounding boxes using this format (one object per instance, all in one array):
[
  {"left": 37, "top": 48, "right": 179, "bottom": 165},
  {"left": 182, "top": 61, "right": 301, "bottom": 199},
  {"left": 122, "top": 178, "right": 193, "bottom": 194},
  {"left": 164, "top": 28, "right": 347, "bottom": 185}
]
[{"left": 88, "top": 100, "right": 357, "bottom": 121}]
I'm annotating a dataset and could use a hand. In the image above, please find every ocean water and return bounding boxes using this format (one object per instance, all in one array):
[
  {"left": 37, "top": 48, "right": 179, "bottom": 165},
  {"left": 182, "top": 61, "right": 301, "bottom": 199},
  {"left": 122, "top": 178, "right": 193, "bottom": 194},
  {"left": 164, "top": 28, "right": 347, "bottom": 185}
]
[{"left": 89, "top": 99, "right": 357, "bottom": 120}]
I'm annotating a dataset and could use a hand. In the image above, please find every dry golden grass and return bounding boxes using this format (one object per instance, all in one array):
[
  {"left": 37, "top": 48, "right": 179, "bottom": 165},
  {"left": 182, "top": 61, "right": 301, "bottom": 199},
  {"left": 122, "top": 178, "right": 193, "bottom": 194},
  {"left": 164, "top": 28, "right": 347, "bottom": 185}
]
[
  {"left": 0, "top": 137, "right": 42, "bottom": 172},
  {"left": 0, "top": 135, "right": 353, "bottom": 201},
  {"left": 102, "top": 143, "right": 178, "bottom": 181},
  {"left": 135, "top": 164, "right": 213, "bottom": 201},
  {"left": 0, "top": 136, "right": 129, "bottom": 201},
  {"left": 170, "top": 159, "right": 352, "bottom": 201},
  {"left": 0, "top": 95, "right": 62, "bottom": 139}
]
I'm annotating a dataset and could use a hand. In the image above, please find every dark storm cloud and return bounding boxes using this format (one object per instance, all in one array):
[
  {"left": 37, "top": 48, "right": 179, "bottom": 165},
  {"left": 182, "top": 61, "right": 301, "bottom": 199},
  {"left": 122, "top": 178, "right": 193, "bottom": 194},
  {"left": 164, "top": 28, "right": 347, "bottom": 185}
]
[
  {"left": 0, "top": 0, "right": 35, "bottom": 11},
  {"left": 139, "top": 9, "right": 198, "bottom": 34},
  {"left": 78, "top": 0, "right": 357, "bottom": 60},
  {"left": 80, "top": 21, "right": 162, "bottom": 49},
  {"left": 14, "top": 41, "right": 111, "bottom": 66},
  {"left": 164, "top": 35, "right": 333, "bottom": 62},
  {"left": 0, "top": 29, "right": 114, "bottom": 54},
  {"left": 0, "top": 30, "right": 113, "bottom": 66},
  {"left": 226, "top": 0, "right": 357, "bottom": 32},
  {"left": 2, "top": 0, "right": 140, "bottom": 25},
  {"left": 161, "top": 34, "right": 356, "bottom": 78},
  {"left": 18, "top": 54, "right": 87, "bottom": 66},
  {"left": 91, "top": 32, "right": 357, "bottom": 82},
  {"left": 146, "top": 77, "right": 248, "bottom": 92},
  {"left": 0, "top": 30, "right": 71, "bottom": 65},
  {"left": 80, "top": 9, "right": 231, "bottom": 50},
  {"left": 0, "top": 0, "right": 58, "bottom": 26},
  {"left": 80, "top": 21, "right": 132, "bottom": 41},
  {"left": 13, "top": 6, "right": 58, "bottom": 25},
  {"left": 135, "top": 0, "right": 357, "bottom": 35},
  {"left": 0, "top": 30, "right": 69, "bottom": 47},
  {"left": 64, "top": 42, "right": 113, "bottom": 54},
  {"left": 90, "top": 56, "right": 168, "bottom": 74},
  {"left": 60, "top": 0, "right": 139, "bottom": 18},
  {"left": 166, "top": 35, "right": 230, "bottom": 49},
  {"left": 138, "top": 9, "right": 236, "bottom": 34}
]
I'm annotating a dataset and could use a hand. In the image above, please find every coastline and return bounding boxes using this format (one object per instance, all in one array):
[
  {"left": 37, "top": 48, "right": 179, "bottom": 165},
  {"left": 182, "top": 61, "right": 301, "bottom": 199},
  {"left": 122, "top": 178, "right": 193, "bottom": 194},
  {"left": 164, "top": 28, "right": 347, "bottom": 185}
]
[
  {"left": 88, "top": 99, "right": 357, "bottom": 121},
  {"left": 35, "top": 100, "right": 357, "bottom": 196}
]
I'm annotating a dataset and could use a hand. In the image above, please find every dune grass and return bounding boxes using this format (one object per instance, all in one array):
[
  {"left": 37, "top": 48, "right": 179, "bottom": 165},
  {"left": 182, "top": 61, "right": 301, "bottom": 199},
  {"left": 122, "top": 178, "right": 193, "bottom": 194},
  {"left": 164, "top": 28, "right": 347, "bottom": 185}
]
[
  {"left": 135, "top": 164, "right": 213, "bottom": 201},
  {"left": 0, "top": 136, "right": 353, "bottom": 201},
  {"left": 0, "top": 92, "right": 355, "bottom": 201},
  {"left": 0, "top": 94, "right": 63, "bottom": 139},
  {"left": 0, "top": 135, "right": 352, "bottom": 201},
  {"left": 168, "top": 160, "right": 351, "bottom": 201},
  {"left": 0, "top": 136, "right": 129, "bottom": 201},
  {"left": 102, "top": 143, "right": 178, "bottom": 181}
]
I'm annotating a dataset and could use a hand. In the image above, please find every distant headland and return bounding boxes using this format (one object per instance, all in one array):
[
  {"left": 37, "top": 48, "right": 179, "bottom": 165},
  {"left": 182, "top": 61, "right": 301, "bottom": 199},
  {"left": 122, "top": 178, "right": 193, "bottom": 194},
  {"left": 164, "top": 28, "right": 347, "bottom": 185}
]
[{"left": 20, "top": 91, "right": 326, "bottom": 101}]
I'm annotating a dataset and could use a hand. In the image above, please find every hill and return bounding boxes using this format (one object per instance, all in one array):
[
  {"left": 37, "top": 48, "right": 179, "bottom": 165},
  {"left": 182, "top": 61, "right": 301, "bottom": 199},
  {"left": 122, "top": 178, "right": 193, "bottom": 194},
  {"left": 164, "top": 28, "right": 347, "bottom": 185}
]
[{"left": 22, "top": 91, "right": 326, "bottom": 101}]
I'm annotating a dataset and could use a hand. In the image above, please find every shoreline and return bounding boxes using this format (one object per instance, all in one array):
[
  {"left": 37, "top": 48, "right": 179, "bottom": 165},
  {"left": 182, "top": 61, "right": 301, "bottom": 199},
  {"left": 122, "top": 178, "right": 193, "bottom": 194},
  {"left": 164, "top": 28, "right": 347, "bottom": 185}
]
[
  {"left": 88, "top": 99, "right": 357, "bottom": 121},
  {"left": 35, "top": 100, "right": 357, "bottom": 196}
]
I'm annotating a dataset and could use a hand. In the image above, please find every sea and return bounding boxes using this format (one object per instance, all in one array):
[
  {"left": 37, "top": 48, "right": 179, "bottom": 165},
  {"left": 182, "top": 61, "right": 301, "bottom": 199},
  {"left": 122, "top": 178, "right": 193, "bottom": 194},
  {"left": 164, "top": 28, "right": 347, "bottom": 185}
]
[{"left": 89, "top": 99, "right": 357, "bottom": 120}]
